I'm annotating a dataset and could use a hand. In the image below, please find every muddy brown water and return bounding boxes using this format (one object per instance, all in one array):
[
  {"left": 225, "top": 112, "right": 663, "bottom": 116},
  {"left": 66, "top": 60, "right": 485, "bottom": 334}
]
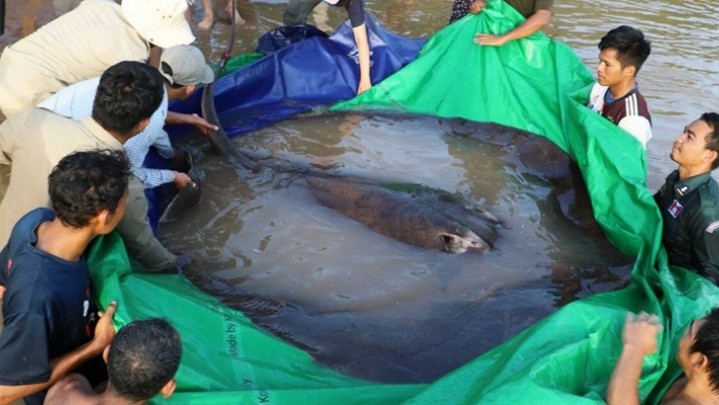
[{"left": 3, "top": 0, "right": 718, "bottom": 384}]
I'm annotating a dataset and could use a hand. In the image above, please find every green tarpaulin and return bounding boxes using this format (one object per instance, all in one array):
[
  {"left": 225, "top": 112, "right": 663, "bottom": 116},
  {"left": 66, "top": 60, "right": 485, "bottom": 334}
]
[{"left": 87, "top": 0, "right": 719, "bottom": 403}]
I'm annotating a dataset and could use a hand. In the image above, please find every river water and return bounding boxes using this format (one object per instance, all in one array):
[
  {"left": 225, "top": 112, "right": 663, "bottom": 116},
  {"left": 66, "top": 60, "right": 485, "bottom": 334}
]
[{"left": 3, "top": 0, "right": 718, "bottom": 384}]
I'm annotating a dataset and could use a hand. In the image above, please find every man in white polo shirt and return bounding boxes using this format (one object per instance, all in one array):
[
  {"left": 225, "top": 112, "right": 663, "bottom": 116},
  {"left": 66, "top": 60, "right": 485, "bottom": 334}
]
[{"left": 0, "top": 0, "right": 194, "bottom": 117}]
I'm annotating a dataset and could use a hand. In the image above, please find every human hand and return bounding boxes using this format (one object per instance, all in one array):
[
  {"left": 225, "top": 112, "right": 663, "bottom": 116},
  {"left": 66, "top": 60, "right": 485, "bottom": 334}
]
[
  {"left": 189, "top": 113, "right": 219, "bottom": 137},
  {"left": 621, "top": 312, "right": 662, "bottom": 356},
  {"left": 474, "top": 33, "right": 509, "bottom": 47},
  {"left": 0, "top": 285, "right": 5, "bottom": 301},
  {"left": 173, "top": 171, "right": 195, "bottom": 190},
  {"left": 90, "top": 301, "right": 117, "bottom": 351},
  {"left": 469, "top": 0, "right": 487, "bottom": 14}
]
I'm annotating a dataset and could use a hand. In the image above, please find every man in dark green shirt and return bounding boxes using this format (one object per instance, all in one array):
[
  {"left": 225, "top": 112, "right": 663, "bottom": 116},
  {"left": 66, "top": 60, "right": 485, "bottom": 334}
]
[{"left": 654, "top": 112, "right": 719, "bottom": 283}]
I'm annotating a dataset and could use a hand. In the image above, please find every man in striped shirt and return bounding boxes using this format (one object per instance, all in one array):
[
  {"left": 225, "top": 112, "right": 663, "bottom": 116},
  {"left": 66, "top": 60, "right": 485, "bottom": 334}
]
[{"left": 588, "top": 25, "right": 652, "bottom": 148}]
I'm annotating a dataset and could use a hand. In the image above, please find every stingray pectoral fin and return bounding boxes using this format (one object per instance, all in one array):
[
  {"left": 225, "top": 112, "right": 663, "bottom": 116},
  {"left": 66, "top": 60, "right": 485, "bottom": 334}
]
[
  {"left": 160, "top": 182, "right": 202, "bottom": 223},
  {"left": 439, "top": 231, "right": 491, "bottom": 254}
]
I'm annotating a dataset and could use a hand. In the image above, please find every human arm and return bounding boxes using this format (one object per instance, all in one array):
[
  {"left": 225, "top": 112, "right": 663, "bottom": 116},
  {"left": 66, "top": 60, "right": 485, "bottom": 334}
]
[
  {"left": 469, "top": 0, "right": 487, "bottom": 14},
  {"left": 123, "top": 96, "right": 191, "bottom": 189},
  {"left": 149, "top": 45, "right": 162, "bottom": 69},
  {"left": 0, "top": 109, "right": 30, "bottom": 167},
  {"left": 115, "top": 177, "right": 177, "bottom": 272},
  {"left": 606, "top": 312, "right": 662, "bottom": 405},
  {"left": 124, "top": 128, "right": 178, "bottom": 188},
  {"left": 474, "top": 8, "right": 552, "bottom": 47},
  {"left": 352, "top": 23, "right": 372, "bottom": 94},
  {"left": 346, "top": 0, "right": 371, "bottom": 95},
  {"left": 165, "top": 111, "right": 218, "bottom": 138},
  {"left": 0, "top": 302, "right": 117, "bottom": 405},
  {"left": 689, "top": 209, "right": 719, "bottom": 284},
  {"left": 133, "top": 167, "right": 191, "bottom": 190},
  {"left": 618, "top": 116, "right": 652, "bottom": 149}
]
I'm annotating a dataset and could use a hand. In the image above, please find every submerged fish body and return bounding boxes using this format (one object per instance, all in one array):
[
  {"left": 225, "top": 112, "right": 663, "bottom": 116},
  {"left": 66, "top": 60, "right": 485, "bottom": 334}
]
[{"left": 306, "top": 177, "right": 498, "bottom": 254}]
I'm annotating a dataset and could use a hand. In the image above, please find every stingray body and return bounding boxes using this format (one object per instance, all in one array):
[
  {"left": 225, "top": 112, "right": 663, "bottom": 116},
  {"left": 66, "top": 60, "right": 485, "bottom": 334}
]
[{"left": 306, "top": 177, "right": 499, "bottom": 254}]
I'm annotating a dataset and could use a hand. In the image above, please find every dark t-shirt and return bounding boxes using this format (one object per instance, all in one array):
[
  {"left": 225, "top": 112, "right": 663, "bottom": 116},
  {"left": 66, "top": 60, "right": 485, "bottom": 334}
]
[{"left": 0, "top": 208, "right": 93, "bottom": 388}]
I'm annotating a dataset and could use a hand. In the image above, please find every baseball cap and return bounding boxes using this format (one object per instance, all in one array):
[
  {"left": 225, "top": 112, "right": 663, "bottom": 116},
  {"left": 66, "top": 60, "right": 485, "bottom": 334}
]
[
  {"left": 159, "top": 45, "right": 214, "bottom": 86},
  {"left": 323, "top": 0, "right": 341, "bottom": 4},
  {"left": 122, "top": 0, "right": 195, "bottom": 49}
]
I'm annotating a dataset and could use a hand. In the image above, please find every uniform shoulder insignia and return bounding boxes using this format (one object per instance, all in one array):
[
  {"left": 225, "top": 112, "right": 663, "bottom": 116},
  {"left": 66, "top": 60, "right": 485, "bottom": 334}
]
[{"left": 706, "top": 220, "right": 719, "bottom": 233}]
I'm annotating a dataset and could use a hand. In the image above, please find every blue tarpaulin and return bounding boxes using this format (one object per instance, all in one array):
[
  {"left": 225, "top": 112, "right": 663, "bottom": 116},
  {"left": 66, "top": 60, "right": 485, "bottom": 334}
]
[{"left": 167, "top": 14, "right": 425, "bottom": 139}]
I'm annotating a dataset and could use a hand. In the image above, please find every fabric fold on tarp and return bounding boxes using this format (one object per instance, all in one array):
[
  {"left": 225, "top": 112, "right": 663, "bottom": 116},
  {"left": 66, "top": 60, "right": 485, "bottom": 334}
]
[
  {"left": 95, "top": 1, "right": 719, "bottom": 403},
  {"left": 335, "top": 1, "right": 719, "bottom": 403}
]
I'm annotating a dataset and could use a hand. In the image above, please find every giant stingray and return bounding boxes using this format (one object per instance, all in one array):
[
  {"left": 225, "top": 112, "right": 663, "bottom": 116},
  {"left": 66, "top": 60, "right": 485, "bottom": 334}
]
[
  {"left": 158, "top": 113, "right": 632, "bottom": 383},
  {"left": 163, "top": 121, "right": 503, "bottom": 255}
]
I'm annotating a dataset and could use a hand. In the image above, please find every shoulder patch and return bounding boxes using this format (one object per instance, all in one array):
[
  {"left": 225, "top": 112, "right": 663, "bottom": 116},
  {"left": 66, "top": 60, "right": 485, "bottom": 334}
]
[{"left": 706, "top": 220, "right": 719, "bottom": 233}]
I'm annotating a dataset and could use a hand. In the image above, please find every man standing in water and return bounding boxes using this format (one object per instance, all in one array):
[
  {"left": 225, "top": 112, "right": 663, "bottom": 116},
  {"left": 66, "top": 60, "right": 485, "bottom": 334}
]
[
  {"left": 607, "top": 310, "right": 719, "bottom": 404},
  {"left": 449, "top": 0, "right": 553, "bottom": 47},
  {"left": 588, "top": 26, "right": 652, "bottom": 148},
  {"left": 654, "top": 113, "right": 719, "bottom": 282}
]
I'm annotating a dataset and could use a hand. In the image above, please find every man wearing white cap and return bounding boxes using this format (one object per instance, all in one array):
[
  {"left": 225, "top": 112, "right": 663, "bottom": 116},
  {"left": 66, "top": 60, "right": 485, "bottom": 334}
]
[
  {"left": 40, "top": 45, "right": 217, "bottom": 191},
  {"left": 284, "top": 0, "right": 371, "bottom": 95},
  {"left": 0, "top": 0, "right": 194, "bottom": 118}
]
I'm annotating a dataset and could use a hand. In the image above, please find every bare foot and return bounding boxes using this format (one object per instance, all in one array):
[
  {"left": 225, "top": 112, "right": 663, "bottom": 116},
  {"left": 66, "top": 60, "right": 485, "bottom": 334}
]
[
  {"left": 225, "top": 1, "right": 245, "bottom": 25},
  {"left": 198, "top": 10, "right": 214, "bottom": 30}
]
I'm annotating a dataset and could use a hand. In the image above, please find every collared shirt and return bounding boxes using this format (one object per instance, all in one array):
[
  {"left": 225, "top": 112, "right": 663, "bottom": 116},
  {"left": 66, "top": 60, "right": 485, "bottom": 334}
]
[
  {"left": 39, "top": 78, "right": 176, "bottom": 188},
  {"left": 0, "top": 0, "right": 149, "bottom": 116},
  {"left": 654, "top": 170, "right": 719, "bottom": 283},
  {"left": 0, "top": 108, "right": 176, "bottom": 272}
]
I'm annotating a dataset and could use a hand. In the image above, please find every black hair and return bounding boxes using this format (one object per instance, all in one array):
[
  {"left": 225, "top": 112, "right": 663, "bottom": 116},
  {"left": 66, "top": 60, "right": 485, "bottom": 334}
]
[
  {"left": 160, "top": 61, "right": 186, "bottom": 89},
  {"left": 48, "top": 149, "right": 131, "bottom": 228},
  {"left": 691, "top": 307, "right": 719, "bottom": 393},
  {"left": 108, "top": 318, "right": 182, "bottom": 402},
  {"left": 598, "top": 25, "right": 651, "bottom": 74},
  {"left": 92, "top": 61, "right": 164, "bottom": 135},
  {"left": 698, "top": 112, "right": 719, "bottom": 170}
]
